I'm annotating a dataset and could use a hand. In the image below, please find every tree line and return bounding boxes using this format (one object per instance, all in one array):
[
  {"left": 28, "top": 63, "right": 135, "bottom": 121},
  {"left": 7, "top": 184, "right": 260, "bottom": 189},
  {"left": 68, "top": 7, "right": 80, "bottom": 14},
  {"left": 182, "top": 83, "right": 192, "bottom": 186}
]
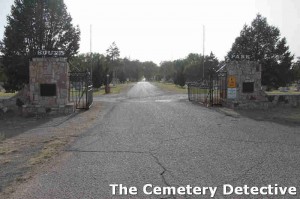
[
  {"left": 0, "top": 0, "right": 299, "bottom": 91},
  {"left": 70, "top": 42, "right": 220, "bottom": 89},
  {"left": 69, "top": 46, "right": 159, "bottom": 88}
]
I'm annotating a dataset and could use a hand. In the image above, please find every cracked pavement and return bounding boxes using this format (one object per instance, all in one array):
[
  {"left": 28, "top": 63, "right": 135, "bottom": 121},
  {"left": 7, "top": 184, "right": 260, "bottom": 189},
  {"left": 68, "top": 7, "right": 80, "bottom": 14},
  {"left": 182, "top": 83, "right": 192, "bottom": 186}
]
[{"left": 9, "top": 82, "right": 300, "bottom": 199}]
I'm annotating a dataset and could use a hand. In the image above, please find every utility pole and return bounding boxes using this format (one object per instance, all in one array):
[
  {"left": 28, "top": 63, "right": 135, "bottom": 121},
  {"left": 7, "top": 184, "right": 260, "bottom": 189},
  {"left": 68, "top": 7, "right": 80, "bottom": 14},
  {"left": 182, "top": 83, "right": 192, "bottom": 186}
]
[
  {"left": 90, "top": 24, "right": 93, "bottom": 82},
  {"left": 202, "top": 25, "right": 205, "bottom": 80}
]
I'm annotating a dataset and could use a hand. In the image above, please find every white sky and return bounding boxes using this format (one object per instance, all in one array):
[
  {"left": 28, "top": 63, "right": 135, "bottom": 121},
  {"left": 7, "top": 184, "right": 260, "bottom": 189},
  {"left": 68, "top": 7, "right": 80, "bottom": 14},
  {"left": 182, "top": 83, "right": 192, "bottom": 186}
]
[{"left": 1, "top": 0, "right": 300, "bottom": 64}]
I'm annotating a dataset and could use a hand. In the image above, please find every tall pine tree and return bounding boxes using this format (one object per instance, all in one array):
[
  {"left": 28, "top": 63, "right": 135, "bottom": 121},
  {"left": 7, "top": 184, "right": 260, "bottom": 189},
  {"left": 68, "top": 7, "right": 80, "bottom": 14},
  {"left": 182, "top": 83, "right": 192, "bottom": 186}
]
[
  {"left": 1, "top": 0, "right": 80, "bottom": 91},
  {"left": 227, "top": 14, "right": 294, "bottom": 89}
]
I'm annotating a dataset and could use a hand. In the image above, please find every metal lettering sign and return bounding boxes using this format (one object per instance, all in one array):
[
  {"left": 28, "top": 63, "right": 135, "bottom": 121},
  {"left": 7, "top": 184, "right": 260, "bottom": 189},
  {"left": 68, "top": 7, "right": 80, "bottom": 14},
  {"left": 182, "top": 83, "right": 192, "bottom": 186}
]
[
  {"left": 228, "top": 54, "right": 251, "bottom": 60},
  {"left": 228, "top": 76, "right": 237, "bottom": 88},
  {"left": 37, "top": 50, "right": 65, "bottom": 57}
]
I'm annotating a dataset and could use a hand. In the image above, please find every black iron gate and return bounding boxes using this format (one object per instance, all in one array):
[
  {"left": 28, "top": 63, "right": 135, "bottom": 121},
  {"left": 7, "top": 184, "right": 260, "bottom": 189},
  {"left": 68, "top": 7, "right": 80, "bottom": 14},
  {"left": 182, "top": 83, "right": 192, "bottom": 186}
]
[
  {"left": 209, "top": 72, "right": 227, "bottom": 106},
  {"left": 187, "top": 82, "right": 210, "bottom": 104},
  {"left": 69, "top": 71, "right": 93, "bottom": 109},
  {"left": 188, "top": 72, "right": 227, "bottom": 106}
]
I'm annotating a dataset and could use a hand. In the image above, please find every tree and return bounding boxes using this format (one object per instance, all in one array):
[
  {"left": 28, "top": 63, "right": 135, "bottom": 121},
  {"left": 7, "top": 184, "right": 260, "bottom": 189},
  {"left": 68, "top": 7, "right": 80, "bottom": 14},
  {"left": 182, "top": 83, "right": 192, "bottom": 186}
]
[
  {"left": 70, "top": 53, "right": 109, "bottom": 88},
  {"left": 180, "top": 52, "right": 219, "bottom": 82},
  {"left": 106, "top": 42, "right": 120, "bottom": 62},
  {"left": 159, "top": 61, "right": 174, "bottom": 82},
  {"left": 1, "top": 0, "right": 80, "bottom": 91},
  {"left": 121, "top": 58, "right": 140, "bottom": 81},
  {"left": 227, "top": 14, "right": 294, "bottom": 89},
  {"left": 204, "top": 52, "right": 219, "bottom": 76},
  {"left": 184, "top": 53, "right": 201, "bottom": 82},
  {"left": 0, "top": 56, "right": 7, "bottom": 82},
  {"left": 69, "top": 53, "right": 90, "bottom": 71},
  {"left": 92, "top": 58, "right": 104, "bottom": 88},
  {"left": 292, "top": 57, "right": 300, "bottom": 81},
  {"left": 142, "top": 61, "right": 158, "bottom": 81},
  {"left": 173, "top": 59, "right": 186, "bottom": 87},
  {"left": 106, "top": 42, "right": 121, "bottom": 83}
]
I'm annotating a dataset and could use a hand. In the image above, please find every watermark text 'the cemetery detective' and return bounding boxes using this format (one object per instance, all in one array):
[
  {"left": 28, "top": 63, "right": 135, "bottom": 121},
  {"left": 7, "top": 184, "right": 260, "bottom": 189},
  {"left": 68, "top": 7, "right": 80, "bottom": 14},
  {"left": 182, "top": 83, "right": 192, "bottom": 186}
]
[{"left": 110, "top": 184, "right": 297, "bottom": 197}]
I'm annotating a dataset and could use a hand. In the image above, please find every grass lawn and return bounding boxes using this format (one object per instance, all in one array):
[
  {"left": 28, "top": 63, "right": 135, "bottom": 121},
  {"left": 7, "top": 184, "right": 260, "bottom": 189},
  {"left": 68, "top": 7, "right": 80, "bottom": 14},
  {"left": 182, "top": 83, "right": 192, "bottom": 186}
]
[
  {"left": 266, "top": 91, "right": 300, "bottom": 95},
  {"left": 154, "top": 82, "right": 187, "bottom": 94},
  {"left": 93, "top": 83, "right": 131, "bottom": 96},
  {"left": 0, "top": 91, "right": 17, "bottom": 98},
  {"left": 266, "top": 85, "right": 300, "bottom": 95},
  {"left": 189, "top": 87, "right": 210, "bottom": 94}
]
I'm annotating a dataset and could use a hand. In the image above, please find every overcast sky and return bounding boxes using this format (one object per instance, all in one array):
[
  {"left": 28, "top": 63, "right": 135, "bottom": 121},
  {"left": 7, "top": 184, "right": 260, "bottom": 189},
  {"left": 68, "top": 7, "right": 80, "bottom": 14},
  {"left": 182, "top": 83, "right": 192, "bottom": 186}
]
[{"left": 0, "top": 0, "right": 299, "bottom": 64}]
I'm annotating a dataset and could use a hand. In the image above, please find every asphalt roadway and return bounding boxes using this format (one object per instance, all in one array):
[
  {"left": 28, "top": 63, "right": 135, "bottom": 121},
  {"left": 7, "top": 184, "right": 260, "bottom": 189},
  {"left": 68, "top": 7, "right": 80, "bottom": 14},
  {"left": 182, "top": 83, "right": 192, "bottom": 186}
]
[{"left": 10, "top": 82, "right": 300, "bottom": 199}]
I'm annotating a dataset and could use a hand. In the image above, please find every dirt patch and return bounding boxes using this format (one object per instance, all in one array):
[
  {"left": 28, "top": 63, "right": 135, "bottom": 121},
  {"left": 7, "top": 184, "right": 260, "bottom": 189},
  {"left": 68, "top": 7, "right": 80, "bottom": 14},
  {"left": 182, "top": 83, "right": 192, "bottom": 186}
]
[
  {"left": 28, "top": 137, "right": 68, "bottom": 165},
  {"left": 0, "top": 102, "right": 102, "bottom": 197}
]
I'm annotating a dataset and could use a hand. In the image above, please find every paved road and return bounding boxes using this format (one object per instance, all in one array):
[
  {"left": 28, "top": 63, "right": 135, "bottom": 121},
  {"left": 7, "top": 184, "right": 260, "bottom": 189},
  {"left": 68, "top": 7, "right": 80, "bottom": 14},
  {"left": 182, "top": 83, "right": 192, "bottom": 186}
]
[{"left": 11, "top": 82, "right": 300, "bottom": 198}]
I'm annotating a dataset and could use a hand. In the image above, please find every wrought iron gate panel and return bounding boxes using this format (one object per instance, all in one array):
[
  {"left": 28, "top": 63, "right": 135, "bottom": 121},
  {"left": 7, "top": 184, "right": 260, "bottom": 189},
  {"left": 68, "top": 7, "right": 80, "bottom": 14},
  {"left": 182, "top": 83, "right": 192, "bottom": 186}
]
[
  {"left": 188, "top": 72, "right": 227, "bottom": 106},
  {"left": 187, "top": 82, "right": 210, "bottom": 104},
  {"left": 209, "top": 72, "right": 227, "bottom": 106},
  {"left": 69, "top": 71, "right": 93, "bottom": 109}
]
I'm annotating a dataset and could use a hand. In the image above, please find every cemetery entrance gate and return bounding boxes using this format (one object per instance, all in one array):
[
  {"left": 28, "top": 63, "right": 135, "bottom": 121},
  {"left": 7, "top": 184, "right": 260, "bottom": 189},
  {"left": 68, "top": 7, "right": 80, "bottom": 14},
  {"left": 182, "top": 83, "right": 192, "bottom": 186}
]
[
  {"left": 69, "top": 71, "right": 93, "bottom": 109},
  {"left": 188, "top": 72, "right": 227, "bottom": 106}
]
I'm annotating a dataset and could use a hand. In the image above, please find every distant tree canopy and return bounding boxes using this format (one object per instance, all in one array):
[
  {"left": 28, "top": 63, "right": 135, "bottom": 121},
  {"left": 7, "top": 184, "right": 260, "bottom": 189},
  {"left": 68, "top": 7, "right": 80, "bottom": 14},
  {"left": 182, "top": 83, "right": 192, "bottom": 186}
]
[
  {"left": 70, "top": 46, "right": 159, "bottom": 88},
  {"left": 173, "top": 59, "right": 186, "bottom": 87},
  {"left": 71, "top": 47, "right": 220, "bottom": 88},
  {"left": 70, "top": 42, "right": 163, "bottom": 89},
  {"left": 227, "top": 14, "right": 294, "bottom": 89},
  {"left": 141, "top": 61, "right": 158, "bottom": 81},
  {"left": 184, "top": 52, "right": 219, "bottom": 82},
  {"left": 1, "top": 0, "right": 80, "bottom": 91},
  {"left": 160, "top": 52, "right": 219, "bottom": 86}
]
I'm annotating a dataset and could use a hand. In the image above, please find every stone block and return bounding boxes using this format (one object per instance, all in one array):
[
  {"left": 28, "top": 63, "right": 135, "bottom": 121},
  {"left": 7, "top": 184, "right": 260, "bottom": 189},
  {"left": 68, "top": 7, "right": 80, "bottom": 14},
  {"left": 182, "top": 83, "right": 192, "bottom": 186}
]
[
  {"left": 60, "top": 89, "right": 68, "bottom": 98},
  {"left": 37, "top": 107, "right": 46, "bottom": 113}
]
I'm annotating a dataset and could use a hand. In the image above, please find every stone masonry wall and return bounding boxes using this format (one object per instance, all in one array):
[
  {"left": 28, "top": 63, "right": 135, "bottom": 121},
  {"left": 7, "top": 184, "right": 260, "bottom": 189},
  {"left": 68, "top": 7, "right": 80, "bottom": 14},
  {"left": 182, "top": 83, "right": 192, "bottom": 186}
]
[
  {"left": 29, "top": 57, "right": 69, "bottom": 107},
  {"left": 226, "top": 61, "right": 264, "bottom": 101}
]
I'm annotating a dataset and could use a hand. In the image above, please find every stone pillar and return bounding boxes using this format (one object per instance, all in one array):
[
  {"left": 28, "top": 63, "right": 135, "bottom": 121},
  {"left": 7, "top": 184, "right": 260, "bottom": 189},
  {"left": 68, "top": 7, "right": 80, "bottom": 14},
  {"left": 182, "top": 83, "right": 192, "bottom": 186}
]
[{"left": 29, "top": 57, "right": 69, "bottom": 107}]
